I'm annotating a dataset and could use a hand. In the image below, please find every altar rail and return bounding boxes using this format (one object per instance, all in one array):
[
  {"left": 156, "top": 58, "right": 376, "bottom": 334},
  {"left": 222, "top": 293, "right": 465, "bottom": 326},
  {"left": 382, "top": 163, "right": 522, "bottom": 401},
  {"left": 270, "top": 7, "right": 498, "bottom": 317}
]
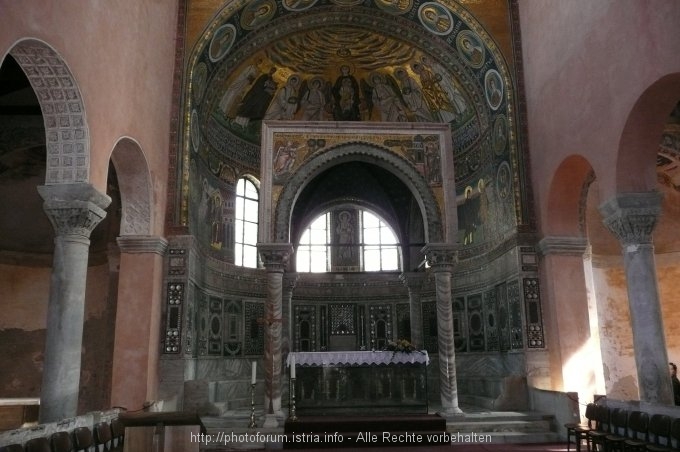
[{"left": 287, "top": 351, "right": 429, "bottom": 415}]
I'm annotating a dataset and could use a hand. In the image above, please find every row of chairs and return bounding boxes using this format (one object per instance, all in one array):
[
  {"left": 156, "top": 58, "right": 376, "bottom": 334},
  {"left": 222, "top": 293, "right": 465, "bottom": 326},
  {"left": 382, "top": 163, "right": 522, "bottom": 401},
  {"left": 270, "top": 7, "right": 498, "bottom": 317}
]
[
  {"left": 0, "top": 419, "right": 124, "bottom": 452},
  {"left": 566, "top": 403, "right": 680, "bottom": 452}
]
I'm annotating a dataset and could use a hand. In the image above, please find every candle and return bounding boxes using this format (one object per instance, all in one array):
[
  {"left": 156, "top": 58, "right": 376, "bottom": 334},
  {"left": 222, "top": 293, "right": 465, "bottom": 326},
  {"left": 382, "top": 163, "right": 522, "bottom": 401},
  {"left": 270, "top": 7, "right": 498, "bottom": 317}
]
[
  {"left": 251, "top": 361, "right": 256, "bottom": 384},
  {"left": 290, "top": 354, "right": 296, "bottom": 379}
]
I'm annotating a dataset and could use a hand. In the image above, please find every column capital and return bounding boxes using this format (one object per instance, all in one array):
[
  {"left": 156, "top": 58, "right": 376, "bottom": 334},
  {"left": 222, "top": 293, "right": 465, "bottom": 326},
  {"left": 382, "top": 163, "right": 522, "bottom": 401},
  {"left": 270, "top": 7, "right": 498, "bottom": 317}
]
[
  {"left": 258, "top": 243, "right": 294, "bottom": 272},
  {"left": 283, "top": 272, "right": 300, "bottom": 291},
  {"left": 399, "top": 272, "right": 427, "bottom": 291},
  {"left": 38, "top": 183, "right": 111, "bottom": 239},
  {"left": 117, "top": 235, "right": 169, "bottom": 255},
  {"left": 537, "top": 236, "right": 588, "bottom": 256},
  {"left": 599, "top": 192, "right": 662, "bottom": 245},
  {"left": 421, "top": 243, "right": 458, "bottom": 272}
]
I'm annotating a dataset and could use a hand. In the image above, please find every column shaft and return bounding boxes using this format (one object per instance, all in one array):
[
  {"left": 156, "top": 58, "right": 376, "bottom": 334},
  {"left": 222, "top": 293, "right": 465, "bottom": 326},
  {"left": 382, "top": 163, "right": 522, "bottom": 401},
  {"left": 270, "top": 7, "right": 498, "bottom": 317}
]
[
  {"left": 600, "top": 192, "right": 672, "bottom": 404},
  {"left": 38, "top": 184, "right": 110, "bottom": 423}
]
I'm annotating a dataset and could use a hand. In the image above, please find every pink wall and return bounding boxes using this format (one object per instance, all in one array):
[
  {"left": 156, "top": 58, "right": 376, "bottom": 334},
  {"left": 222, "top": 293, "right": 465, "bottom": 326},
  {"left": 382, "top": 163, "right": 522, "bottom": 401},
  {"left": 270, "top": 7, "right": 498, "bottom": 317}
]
[
  {"left": 519, "top": 0, "right": 680, "bottom": 233},
  {"left": 0, "top": 0, "right": 179, "bottom": 235}
]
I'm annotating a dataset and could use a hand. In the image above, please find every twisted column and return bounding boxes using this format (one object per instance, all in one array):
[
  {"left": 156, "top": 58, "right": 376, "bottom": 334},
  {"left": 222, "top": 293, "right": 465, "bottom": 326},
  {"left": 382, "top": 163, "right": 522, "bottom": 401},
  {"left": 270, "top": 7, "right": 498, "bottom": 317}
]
[
  {"left": 37, "top": 183, "right": 111, "bottom": 423},
  {"left": 600, "top": 192, "right": 672, "bottom": 404},
  {"left": 400, "top": 272, "right": 426, "bottom": 349},
  {"left": 422, "top": 243, "right": 463, "bottom": 415},
  {"left": 258, "top": 243, "right": 293, "bottom": 424}
]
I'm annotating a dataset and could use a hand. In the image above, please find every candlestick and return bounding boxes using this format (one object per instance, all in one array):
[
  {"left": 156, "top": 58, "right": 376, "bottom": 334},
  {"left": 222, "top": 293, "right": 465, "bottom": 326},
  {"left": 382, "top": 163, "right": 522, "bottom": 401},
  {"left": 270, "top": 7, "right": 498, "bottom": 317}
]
[
  {"left": 248, "top": 383, "right": 256, "bottom": 428},
  {"left": 289, "top": 377, "right": 298, "bottom": 422},
  {"left": 251, "top": 361, "right": 256, "bottom": 384},
  {"left": 290, "top": 354, "right": 296, "bottom": 379}
]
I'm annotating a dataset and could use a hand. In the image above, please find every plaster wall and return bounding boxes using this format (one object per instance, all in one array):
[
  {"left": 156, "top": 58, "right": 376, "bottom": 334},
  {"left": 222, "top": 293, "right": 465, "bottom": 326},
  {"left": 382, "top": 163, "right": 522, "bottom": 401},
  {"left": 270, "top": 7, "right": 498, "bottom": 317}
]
[
  {"left": 519, "top": 0, "right": 680, "bottom": 229},
  {"left": 0, "top": 262, "right": 113, "bottom": 413},
  {"left": 0, "top": 0, "right": 179, "bottom": 234},
  {"left": 591, "top": 257, "right": 638, "bottom": 401}
]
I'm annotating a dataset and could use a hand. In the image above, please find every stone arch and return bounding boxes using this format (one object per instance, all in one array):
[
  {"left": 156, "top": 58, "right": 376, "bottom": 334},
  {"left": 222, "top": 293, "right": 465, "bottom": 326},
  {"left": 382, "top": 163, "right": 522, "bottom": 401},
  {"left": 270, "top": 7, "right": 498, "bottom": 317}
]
[
  {"left": 110, "top": 137, "right": 152, "bottom": 235},
  {"left": 544, "top": 154, "right": 596, "bottom": 236},
  {"left": 615, "top": 73, "right": 680, "bottom": 195},
  {"left": 7, "top": 39, "right": 90, "bottom": 184},
  {"left": 274, "top": 143, "right": 443, "bottom": 244}
]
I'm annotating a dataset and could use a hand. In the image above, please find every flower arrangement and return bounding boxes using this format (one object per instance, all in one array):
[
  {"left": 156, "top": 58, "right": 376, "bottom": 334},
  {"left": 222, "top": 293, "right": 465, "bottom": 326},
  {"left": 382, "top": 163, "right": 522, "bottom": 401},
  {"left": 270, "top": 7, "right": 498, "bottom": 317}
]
[{"left": 384, "top": 339, "right": 417, "bottom": 354}]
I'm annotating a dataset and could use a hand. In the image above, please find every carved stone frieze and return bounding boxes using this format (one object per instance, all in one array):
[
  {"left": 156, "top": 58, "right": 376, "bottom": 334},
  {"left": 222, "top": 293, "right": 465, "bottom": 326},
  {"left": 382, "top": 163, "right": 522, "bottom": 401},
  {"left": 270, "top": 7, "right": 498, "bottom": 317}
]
[
  {"left": 38, "top": 183, "right": 110, "bottom": 238},
  {"left": 117, "top": 235, "right": 169, "bottom": 255},
  {"left": 537, "top": 236, "right": 588, "bottom": 256},
  {"left": 599, "top": 192, "right": 662, "bottom": 245},
  {"left": 422, "top": 243, "right": 458, "bottom": 273},
  {"left": 11, "top": 41, "right": 90, "bottom": 184},
  {"left": 258, "top": 243, "right": 294, "bottom": 271}
]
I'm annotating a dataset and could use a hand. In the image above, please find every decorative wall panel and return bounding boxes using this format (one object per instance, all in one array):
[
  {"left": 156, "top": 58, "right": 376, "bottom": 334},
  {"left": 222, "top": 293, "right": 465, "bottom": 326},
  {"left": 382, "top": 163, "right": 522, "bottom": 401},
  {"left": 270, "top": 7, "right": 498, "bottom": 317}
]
[
  {"left": 453, "top": 297, "right": 467, "bottom": 352},
  {"left": 163, "top": 282, "right": 184, "bottom": 354},
  {"left": 396, "top": 303, "right": 411, "bottom": 342},
  {"left": 523, "top": 277, "right": 545, "bottom": 348},
  {"left": 507, "top": 279, "right": 523, "bottom": 349},
  {"left": 294, "top": 305, "right": 317, "bottom": 352},
  {"left": 244, "top": 301, "right": 265, "bottom": 355},
  {"left": 208, "top": 297, "right": 223, "bottom": 356},
  {"left": 483, "top": 289, "right": 499, "bottom": 351},
  {"left": 369, "top": 304, "right": 392, "bottom": 350},
  {"left": 467, "top": 294, "right": 484, "bottom": 352}
]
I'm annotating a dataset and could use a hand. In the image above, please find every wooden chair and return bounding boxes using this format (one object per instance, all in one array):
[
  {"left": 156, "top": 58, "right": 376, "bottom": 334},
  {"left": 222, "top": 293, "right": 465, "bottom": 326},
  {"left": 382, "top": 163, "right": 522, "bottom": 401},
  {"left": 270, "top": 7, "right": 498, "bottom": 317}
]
[
  {"left": 0, "top": 445, "right": 25, "bottom": 452},
  {"left": 604, "top": 408, "right": 629, "bottom": 452},
  {"left": 110, "top": 418, "right": 124, "bottom": 450},
  {"left": 587, "top": 404, "right": 611, "bottom": 452},
  {"left": 24, "top": 437, "right": 50, "bottom": 452},
  {"left": 645, "top": 413, "right": 671, "bottom": 451},
  {"left": 72, "top": 426, "right": 94, "bottom": 452},
  {"left": 566, "top": 402, "right": 597, "bottom": 452},
  {"left": 94, "top": 421, "right": 113, "bottom": 451},
  {"left": 623, "top": 410, "right": 649, "bottom": 451},
  {"left": 50, "top": 430, "right": 74, "bottom": 452}
]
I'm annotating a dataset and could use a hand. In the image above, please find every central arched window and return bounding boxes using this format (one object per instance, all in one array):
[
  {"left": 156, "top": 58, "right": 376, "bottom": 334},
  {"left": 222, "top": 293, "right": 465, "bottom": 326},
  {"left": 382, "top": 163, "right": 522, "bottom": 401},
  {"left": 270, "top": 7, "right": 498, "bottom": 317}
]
[
  {"left": 235, "top": 177, "right": 259, "bottom": 268},
  {"left": 296, "top": 208, "right": 400, "bottom": 272}
]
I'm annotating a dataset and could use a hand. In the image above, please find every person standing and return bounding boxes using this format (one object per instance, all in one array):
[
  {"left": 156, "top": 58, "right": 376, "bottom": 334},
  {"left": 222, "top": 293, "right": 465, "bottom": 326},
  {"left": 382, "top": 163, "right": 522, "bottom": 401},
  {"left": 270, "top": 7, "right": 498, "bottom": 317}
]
[{"left": 670, "top": 362, "right": 680, "bottom": 405}]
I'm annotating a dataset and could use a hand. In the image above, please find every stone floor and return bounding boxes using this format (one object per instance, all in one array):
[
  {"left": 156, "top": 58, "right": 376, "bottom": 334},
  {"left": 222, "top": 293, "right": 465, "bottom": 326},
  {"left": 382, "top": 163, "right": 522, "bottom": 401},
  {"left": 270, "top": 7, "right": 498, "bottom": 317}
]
[{"left": 197, "top": 403, "right": 565, "bottom": 451}]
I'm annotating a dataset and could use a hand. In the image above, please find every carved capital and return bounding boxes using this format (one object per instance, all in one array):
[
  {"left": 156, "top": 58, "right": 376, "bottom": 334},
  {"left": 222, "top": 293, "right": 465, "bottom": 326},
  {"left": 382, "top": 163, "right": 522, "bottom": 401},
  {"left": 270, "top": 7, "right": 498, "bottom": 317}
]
[
  {"left": 283, "top": 272, "right": 300, "bottom": 291},
  {"left": 117, "top": 235, "right": 169, "bottom": 255},
  {"left": 38, "top": 183, "right": 111, "bottom": 239},
  {"left": 421, "top": 243, "right": 458, "bottom": 273},
  {"left": 599, "top": 192, "right": 662, "bottom": 245},
  {"left": 537, "top": 236, "right": 588, "bottom": 256},
  {"left": 258, "top": 243, "right": 294, "bottom": 272}
]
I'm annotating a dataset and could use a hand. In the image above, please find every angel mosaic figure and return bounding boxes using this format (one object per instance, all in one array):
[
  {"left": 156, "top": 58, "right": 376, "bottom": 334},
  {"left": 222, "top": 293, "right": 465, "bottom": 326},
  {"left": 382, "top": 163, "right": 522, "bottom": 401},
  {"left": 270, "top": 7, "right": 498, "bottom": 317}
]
[
  {"left": 393, "top": 67, "right": 434, "bottom": 122},
  {"left": 264, "top": 74, "right": 302, "bottom": 120},
  {"left": 369, "top": 72, "right": 408, "bottom": 122},
  {"left": 299, "top": 76, "right": 330, "bottom": 121}
]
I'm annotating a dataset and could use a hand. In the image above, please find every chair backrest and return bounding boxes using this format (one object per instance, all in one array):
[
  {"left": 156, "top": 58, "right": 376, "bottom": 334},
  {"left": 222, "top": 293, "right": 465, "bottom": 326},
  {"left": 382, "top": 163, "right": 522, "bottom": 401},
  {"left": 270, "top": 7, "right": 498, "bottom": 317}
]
[
  {"left": 627, "top": 410, "right": 648, "bottom": 440},
  {"left": 25, "top": 437, "right": 50, "bottom": 452},
  {"left": 584, "top": 403, "right": 597, "bottom": 428},
  {"left": 94, "top": 421, "right": 112, "bottom": 449},
  {"left": 110, "top": 418, "right": 124, "bottom": 446},
  {"left": 72, "top": 426, "right": 94, "bottom": 450},
  {"left": 648, "top": 413, "right": 671, "bottom": 446},
  {"left": 0, "top": 444, "right": 25, "bottom": 452},
  {"left": 594, "top": 404, "right": 611, "bottom": 432},
  {"left": 670, "top": 417, "right": 680, "bottom": 448},
  {"left": 609, "top": 408, "right": 628, "bottom": 436}
]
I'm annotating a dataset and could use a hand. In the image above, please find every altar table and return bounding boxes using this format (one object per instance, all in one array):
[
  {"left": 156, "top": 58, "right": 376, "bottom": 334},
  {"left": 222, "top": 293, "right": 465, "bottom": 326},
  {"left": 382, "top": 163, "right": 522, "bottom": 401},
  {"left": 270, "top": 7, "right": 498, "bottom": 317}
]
[{"left": 287, "top": 351, "right": 429, "bottom": 415}]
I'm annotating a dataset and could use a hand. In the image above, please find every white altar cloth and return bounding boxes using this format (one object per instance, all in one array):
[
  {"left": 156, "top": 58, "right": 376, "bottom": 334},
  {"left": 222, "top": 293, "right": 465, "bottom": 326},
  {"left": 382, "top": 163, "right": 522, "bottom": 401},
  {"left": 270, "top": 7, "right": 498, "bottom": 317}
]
[{"left": 287, "top": 350, "right": 429, "bottom": 367}]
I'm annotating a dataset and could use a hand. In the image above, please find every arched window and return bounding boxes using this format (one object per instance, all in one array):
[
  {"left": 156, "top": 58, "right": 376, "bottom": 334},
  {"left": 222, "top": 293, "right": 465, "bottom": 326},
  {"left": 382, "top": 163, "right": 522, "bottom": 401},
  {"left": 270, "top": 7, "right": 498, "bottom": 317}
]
[
  {"left": 296, "top": 209, "right": 400, "bottom": 272},
  {"left": 235, "top": 177, "right": 259, "bottom": 268}
]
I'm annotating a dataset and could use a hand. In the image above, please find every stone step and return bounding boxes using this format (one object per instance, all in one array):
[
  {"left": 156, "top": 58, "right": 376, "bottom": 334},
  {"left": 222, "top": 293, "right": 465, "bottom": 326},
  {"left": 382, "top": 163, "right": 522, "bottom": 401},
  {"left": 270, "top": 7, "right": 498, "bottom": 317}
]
[{"left": 446, "top": 419, "right": 554, "bottom": 434}]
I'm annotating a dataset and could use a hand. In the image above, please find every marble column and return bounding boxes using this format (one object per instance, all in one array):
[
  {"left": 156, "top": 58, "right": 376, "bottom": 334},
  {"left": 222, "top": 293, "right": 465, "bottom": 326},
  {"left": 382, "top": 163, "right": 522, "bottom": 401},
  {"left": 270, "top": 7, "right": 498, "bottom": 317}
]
[
  {"left": 37, "top": 183, "right": 111, "bottom": 423},
  {"left": 600, "top": 192, "right": 673, "bottom": 405},
  {"left": 422, "top": 244, "right": 463, "bottom": 415},
  {"left": 111, "top": 235, "right": 168, "bottom": 411},
  {"left": 399, "top": 272, "right": 426, "bottom": 349},
  {"left": 282, "top": 273, "right": 299, "bottom": 359},
  {"left": 258, "top": 243, "right": 293, "bottom": 426}
]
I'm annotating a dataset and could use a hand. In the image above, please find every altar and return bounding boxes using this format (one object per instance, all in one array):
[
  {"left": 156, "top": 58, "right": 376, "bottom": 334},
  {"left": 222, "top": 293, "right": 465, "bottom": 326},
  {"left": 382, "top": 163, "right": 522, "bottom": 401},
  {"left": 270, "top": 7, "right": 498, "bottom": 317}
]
[{"left": 287, "top": 351, "right": 429, "bottom": 415}]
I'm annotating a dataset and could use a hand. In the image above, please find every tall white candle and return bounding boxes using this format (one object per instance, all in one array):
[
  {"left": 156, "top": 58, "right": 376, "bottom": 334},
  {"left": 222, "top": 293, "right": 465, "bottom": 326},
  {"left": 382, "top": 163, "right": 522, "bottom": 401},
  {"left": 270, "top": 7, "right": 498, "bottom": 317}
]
[
  {"left": 290, "top": 354, "right": 296, "bottom": 379},
  {"left": 251, "top": 361, "right": 256, "bottom": 384}
]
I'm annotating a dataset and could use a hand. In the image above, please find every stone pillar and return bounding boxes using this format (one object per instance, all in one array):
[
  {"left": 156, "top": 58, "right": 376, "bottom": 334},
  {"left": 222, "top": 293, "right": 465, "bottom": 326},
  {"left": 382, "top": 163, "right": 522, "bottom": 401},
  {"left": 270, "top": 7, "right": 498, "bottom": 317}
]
[
  {"left": 422, "top": 243, "right": 463, "bottom": 416},
  {"left": 258, "top": 243, "right": 293, "bottom": 426},
  {"left": 282, "top": 273, "right": 299, "bottom": 359},
  {"left": 538, "top": 236, "right": 599, "bottom": 401},
  {"left": 37, "top": 183, "right": 111, "bottom": 423},
  {"left": 399, "top": 272, "right": 426, "bottom": 349},
  {"left": 111, "top": 235, "right": 168, "bottom": 411},
  {"left": 599, "top": 192, "right": 673, "bottom": 404}
]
